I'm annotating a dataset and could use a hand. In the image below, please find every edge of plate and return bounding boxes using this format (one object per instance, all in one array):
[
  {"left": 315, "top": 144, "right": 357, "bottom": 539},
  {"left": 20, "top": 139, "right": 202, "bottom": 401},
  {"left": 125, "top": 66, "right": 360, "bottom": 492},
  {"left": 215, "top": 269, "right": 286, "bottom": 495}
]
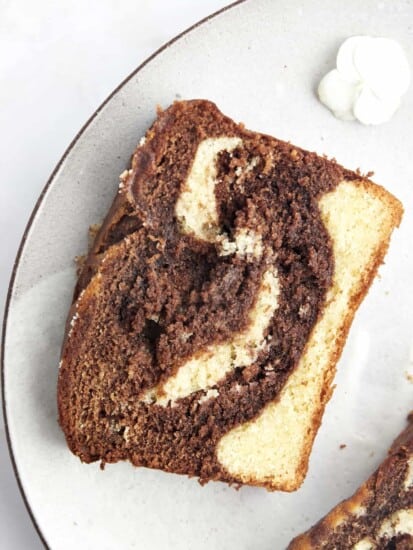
[{"left": 0, "top": 1, "right": 247, "bottom": 548}]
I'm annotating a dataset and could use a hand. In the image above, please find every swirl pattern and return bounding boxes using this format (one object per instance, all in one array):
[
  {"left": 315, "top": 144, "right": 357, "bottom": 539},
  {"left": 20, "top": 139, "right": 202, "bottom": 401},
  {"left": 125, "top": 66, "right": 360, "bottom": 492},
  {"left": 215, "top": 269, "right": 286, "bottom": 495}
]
[{"left": 58, "top": 100, "right": 401, "bottom": 490}]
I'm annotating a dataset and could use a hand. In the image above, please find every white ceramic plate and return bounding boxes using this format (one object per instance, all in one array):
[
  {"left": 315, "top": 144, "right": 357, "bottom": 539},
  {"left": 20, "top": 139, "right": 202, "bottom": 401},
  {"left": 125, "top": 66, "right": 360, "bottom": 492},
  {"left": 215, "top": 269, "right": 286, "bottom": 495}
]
[{"left": 3, "top": 1, "right": 413, "bottom": 548}]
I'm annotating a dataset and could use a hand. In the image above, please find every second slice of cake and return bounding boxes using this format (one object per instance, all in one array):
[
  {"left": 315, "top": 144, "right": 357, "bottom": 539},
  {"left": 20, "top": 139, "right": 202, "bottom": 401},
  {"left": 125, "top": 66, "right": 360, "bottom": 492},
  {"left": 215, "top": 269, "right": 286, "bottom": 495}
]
[
  {"left": 58, "top": 100, "right": 402, "bottom": 491},
  {"left": 288, "top": 414, "right": 413, "bottom": 548}
]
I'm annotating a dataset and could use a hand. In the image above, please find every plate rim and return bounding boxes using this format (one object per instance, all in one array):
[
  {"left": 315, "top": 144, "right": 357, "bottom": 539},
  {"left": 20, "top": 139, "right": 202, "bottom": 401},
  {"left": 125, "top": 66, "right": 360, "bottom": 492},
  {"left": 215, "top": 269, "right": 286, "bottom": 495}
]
[{"left": 0, "top": 1, "right": 247, "bottom": 548}]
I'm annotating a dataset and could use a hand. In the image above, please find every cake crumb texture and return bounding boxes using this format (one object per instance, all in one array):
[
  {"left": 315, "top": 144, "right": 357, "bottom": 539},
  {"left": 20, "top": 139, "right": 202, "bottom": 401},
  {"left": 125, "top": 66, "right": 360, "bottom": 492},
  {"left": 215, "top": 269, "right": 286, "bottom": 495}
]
[{"left": 58, "top": 99, "right": 402, "bottom": 491}]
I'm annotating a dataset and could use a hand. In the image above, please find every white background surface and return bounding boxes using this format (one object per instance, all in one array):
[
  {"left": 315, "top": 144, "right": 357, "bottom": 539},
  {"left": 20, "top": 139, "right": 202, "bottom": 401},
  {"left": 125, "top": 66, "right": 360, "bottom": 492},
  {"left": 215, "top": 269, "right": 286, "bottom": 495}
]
[{"left": 0, "top": 2, "right": 231, "bottom": 548}]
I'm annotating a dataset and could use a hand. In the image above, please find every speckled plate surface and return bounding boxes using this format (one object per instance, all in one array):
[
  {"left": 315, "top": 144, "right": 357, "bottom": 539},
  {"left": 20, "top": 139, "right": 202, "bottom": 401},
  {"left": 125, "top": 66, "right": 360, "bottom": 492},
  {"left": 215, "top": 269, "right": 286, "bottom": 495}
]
[{"left": 2, "top": 0, "right": 413, "bottom": 548}]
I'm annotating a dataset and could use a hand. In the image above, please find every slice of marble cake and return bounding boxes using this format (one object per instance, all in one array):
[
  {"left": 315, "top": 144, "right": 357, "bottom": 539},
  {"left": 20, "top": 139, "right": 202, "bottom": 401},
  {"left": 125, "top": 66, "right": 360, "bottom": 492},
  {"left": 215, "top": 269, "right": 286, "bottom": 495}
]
[
  {"left": 288, "top": 414, "right": 413, "bottom": 548},
  {"left": 58, "top": 100, "right": 402, "bottom": 491}
]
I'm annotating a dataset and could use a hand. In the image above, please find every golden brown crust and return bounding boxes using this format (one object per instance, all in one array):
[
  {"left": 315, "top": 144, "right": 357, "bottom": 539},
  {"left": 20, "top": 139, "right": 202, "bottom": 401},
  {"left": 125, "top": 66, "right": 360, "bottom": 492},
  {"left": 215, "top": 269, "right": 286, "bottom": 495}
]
[{"left": 295, "top": 178, "right": 403, "bottom": 492}]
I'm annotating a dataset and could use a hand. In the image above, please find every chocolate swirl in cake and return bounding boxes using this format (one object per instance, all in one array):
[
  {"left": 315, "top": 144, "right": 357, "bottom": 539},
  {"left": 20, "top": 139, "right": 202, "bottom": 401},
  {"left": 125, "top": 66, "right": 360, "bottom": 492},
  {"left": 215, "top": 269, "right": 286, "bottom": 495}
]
[{"left": 58, "top": 100, "right": 402, "bottom": 489}]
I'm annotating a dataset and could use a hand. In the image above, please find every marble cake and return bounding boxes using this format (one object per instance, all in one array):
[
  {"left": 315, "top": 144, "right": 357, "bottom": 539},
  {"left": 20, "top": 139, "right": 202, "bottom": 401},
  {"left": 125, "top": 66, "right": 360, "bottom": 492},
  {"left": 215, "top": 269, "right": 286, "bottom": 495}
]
[
  {"left": 288, "top": 414, "right": 413, "bottom": 548},
  {"left": 58, "top": 100, "right": 402, "bottom": 490}
]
